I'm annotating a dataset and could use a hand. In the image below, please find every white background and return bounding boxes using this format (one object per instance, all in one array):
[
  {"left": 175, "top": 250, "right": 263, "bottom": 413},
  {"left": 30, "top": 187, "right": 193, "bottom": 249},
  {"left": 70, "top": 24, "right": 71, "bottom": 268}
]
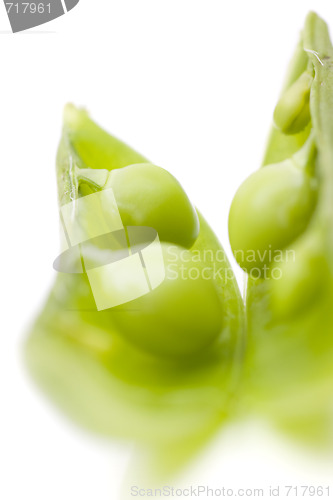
[{"left": 1, "top": 1, "right": 333, "bottom": 499}]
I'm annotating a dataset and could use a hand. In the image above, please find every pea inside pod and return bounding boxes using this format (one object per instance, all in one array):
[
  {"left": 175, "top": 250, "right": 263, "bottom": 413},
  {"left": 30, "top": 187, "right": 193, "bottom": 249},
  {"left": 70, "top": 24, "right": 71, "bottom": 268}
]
[
  {"left": 109, "top": 243, "right": 223, "bottom": 358},
  {"left": 72, "top": 165, "right": 219, "bottom": 357},
  {"left": 273, "top": 71, "right": 313, "bottom": 135},
  {"left": 108, "top": 163, "right": 200, "bottom": 249},
  {"left": 228, "top": 135, "right": 318, "bottom": 274},
  {"left": 75, "top": 162, "right": 200, "bottom": 248}
]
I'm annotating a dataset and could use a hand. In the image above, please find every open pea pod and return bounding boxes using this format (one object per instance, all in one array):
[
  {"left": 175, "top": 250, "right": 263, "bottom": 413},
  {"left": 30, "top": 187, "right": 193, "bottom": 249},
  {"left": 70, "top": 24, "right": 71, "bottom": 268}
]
[
  {"left": 25, "top": 104, "right": 245, "bottom": 476},
  {"left": 229, "top": 12, "right": 333, "bottom": 445}
]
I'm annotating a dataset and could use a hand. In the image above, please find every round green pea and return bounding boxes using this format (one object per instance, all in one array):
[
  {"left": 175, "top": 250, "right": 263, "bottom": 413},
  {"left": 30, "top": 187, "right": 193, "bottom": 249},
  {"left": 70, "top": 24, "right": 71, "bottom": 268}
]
[
  {"left": 228, "top": 161, "right": 318, "bottom": 273},
  {"left": 110, "top": 243, "right": 224, "bottom": 358},
  {"left": 109, "top": 163, "right": 199, "bottom": 248},
  {"left": 273, "top": 71, "right": 313, "bottom": 135}
]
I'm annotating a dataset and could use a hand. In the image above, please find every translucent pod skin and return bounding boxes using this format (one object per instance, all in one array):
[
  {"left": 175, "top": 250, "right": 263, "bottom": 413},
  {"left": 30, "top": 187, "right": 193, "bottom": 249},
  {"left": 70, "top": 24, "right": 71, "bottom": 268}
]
[
  {"left": 228, "top": 159, "right": 318, "bottom": 273},
  {"left": 273, "top": 71, "right": 313, "bottom": 135},
  {"left": 109, "top": 243, "right": 223, "bottom": 358},
  {"left": 109, "top": 163, "right": 200, "bottom": 249}
]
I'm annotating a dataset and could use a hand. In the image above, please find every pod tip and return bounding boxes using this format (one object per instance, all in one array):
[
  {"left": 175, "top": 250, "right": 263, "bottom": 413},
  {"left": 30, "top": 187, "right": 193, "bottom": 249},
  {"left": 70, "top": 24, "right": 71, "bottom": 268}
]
[{"left": 63, "top": 103, "right": 89, "bottom": 129}]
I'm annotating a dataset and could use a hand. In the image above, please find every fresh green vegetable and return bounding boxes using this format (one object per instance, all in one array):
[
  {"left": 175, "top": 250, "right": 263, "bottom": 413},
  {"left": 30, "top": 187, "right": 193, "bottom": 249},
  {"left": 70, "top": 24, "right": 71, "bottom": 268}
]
[
  {"left": 229, "top": 134, "right": 318, "bottom": 274},
  {"left": 230, "top": 12, "right": 333, "bottom": 446},
  {"left": 25, "top": 104, "right": 245, "bottom": 477},
  {"left": 273, "top": 70, "right": 313, "bottom": 134},
  {"left": 110, "top": 243, "right": 224, "bottom": 358},
  {"left": 25, "top": 12, "right": 333, "bottom": 480},
  {"left": 108, "top": 163, "right": 199, "bottom": 248}
]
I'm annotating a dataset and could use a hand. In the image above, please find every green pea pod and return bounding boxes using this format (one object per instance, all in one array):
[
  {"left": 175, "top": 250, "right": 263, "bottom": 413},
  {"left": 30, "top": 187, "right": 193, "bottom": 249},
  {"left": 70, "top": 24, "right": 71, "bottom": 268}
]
[
  {"left": 230, "top": 12, "right": 333, "bottom": 446},
  {"left": 25, "top": 104, "right": 245, "bottom": 478}
]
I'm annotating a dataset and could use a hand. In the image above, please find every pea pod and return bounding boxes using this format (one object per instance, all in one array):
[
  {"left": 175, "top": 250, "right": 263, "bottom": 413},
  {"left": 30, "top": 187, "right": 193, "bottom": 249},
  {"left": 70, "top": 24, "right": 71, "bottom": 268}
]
[
  {"left": 230, "top": 12, "right": 333, "bottom": 446},
  {"left": 25, "top": 104, "right": 245, "bottom": 477}
]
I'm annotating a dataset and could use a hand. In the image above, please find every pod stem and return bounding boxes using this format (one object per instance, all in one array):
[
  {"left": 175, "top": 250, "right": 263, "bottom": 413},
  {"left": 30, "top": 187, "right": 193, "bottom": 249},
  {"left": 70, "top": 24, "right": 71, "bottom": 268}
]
[{"left": 303, "top": 12, "right": 333, "bottom": 255}]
